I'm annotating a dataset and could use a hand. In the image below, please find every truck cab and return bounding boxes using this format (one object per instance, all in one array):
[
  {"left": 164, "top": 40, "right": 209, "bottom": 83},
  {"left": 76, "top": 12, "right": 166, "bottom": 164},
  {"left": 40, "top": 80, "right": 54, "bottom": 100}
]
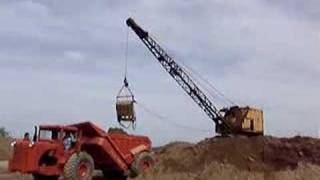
[
  {"left": 9, "top": 125, "right": 79, "bottom": 179},
  {"left": 38, "top": 125, "right": 78, "bottom": 150}
]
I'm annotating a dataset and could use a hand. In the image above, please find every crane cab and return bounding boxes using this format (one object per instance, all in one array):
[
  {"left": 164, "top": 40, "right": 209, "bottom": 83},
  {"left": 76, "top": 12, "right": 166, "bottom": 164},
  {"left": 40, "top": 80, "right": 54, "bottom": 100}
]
[{"left": 221, "top": 106, "right": 264, "bottom": 136}]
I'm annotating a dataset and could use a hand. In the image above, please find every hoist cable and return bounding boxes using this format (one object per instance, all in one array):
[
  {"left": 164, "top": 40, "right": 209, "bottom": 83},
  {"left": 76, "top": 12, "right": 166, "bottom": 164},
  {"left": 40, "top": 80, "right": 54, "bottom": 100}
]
[
  {"left": 136, "top": 101, "right": 212, "bottom": 133},
  {"left": 124, "top": 26, "right": 129, "bottom": 79},
  {"left": 149, "top": 34, "right": 236, "bottom": 106},
  {"left": 115, "top": 27, "right": 136, "bottom": 130},
  {"left": 178, "top": 61, "right": 236, "bottom": 106},
  {"left": 181, "top": 65, "right": 228, "bottom": 106}
]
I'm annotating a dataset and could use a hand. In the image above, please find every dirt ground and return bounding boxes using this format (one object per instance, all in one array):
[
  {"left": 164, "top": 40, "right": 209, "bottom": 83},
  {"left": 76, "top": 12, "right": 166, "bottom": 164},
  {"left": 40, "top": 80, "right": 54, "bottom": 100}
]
[
  {"left": 1, "top": 136, "right": 320, "bottom": 180},
  {"left": 0, "top": 138, "right": 11, "bottom": 161}
]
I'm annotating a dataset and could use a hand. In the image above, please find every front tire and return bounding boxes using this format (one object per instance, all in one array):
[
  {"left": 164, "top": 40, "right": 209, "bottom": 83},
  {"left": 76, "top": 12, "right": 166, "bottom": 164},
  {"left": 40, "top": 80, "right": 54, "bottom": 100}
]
[
  {"left": 129, "top": 152, "right": 155, "bottom": 178},
  {"left": 63, "top": 152, "right": 94, "bottom": 180}
]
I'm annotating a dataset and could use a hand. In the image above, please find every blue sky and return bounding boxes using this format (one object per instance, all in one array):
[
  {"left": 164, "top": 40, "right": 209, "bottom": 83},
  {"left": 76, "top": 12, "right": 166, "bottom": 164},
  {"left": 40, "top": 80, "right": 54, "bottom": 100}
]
[{"left": 0, "top": 0, "right": 319, "bottom": 145}]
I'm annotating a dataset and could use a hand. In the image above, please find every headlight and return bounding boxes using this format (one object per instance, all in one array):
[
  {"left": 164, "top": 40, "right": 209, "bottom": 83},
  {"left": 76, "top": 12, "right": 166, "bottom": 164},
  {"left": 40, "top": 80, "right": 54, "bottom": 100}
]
[
  {"left": 28, "top": 141, "right": 34, "bottom": 148},
  {"left": 10, "top": 141, "right": 17, "bottom": 147}
]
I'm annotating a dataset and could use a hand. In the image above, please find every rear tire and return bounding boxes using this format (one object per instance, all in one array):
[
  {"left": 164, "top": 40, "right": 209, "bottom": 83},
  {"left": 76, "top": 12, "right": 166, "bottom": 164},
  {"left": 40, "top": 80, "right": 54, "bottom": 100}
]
[
  {"left": 32, "top": 174, "right": 59, "bottom": 180},
  {"left": 129, "top": 152, "right": 155, "bottom": 178},
  {"left": 63, "top": 152, "right": 94, "bottom": 180}
]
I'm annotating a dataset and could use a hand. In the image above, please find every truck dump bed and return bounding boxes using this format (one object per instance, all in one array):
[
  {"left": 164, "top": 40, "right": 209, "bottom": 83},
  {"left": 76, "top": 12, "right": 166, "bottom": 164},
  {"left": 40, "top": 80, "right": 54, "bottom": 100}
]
[{"left": 69, "top": 122, "right": 152, "bottom": 172}]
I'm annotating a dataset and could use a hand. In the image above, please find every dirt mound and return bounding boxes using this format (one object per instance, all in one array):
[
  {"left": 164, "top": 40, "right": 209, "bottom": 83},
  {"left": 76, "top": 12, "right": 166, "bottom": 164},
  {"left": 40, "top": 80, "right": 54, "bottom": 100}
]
[
  {"left": 264, "top": 136, "right": 320, "bottom": 170},
  {"left": 154, "top": 136, "right": 320, "bottom": 172},
  {"left": 134, "top": 136, "right": 320, "bottom": 180}
]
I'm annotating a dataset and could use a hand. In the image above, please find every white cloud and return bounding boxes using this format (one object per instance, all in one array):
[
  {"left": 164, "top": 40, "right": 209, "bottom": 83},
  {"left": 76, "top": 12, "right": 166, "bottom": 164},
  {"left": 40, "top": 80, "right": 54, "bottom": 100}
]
[{"left": 0, "top": 0, "right": 319, "bottom": 145}]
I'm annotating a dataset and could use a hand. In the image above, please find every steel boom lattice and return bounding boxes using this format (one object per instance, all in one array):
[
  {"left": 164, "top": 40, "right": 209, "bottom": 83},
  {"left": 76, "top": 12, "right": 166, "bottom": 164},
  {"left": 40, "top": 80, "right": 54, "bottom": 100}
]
[{"left": 126, "top": 18, "right": 231, "bottom": 134}]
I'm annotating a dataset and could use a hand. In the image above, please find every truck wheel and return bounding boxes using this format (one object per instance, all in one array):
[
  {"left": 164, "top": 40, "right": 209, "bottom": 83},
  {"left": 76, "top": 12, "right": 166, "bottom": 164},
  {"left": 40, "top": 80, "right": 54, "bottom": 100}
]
[
  {"left": 130, "top": 152, "right": 155, "bottom": 178},
  {"left": 33, "top": 174, "right": 59, "bottom": 180},
  {"left": 63, "top": 152, "right": 94, "bottom": 180}
]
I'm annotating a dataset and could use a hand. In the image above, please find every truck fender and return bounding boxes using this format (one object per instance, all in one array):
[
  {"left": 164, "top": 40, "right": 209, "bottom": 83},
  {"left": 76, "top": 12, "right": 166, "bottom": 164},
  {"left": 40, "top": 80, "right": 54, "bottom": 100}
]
[{"left": 130, "top": 144, "right": 149, "bottom": 155}]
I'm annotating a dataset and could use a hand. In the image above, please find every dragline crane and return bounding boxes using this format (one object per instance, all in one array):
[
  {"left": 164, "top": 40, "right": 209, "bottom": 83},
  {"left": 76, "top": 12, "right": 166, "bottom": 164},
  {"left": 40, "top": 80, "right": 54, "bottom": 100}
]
[{"left": 126, "top": 18, "right": 264, "bottom": 136}]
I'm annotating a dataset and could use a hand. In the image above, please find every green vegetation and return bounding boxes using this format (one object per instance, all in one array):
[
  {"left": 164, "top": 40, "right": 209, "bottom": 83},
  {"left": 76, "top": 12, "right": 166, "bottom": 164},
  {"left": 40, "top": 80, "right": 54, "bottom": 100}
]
[{"left": 0, "top": 127, "right": 9, "bottom": 138}]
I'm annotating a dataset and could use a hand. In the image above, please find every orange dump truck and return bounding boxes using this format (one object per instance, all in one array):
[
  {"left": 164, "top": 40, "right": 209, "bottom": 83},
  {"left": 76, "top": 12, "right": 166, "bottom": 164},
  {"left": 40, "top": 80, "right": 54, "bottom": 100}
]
[{"left": 9, "top": 122, "right": 154, "bottom": 180}]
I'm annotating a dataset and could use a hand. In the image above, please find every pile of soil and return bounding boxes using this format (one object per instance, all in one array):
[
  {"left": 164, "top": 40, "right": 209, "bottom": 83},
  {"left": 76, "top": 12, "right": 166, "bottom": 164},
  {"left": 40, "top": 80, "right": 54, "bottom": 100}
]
[
  {"left": 264, "top": 136, "right": 320, "bottom": 170},
  {"left": 134, "top": 136, "right": 320, "bottom": 180}
]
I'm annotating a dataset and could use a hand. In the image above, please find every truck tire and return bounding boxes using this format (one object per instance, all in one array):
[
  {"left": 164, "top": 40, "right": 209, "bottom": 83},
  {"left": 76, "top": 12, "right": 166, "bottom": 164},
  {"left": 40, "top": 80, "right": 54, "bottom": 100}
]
[
  {"left": 129, "top": 152, "right": 155, "bottom": 178},
  {"left": 63, "top": 152, "right": 94, "bottom": 180},
  {"left": 33, "top": 174, "right": 59, "bottom": 180}
]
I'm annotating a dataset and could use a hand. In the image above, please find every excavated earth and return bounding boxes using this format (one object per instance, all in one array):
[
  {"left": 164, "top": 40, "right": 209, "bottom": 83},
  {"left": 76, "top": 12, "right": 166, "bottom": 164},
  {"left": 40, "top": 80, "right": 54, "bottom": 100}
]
[
  {"left": 1, "top": 136, "right": 320, "bottom": 180},
  {"left": 133, "top": 136, "right": 320, "bottom": 180}
]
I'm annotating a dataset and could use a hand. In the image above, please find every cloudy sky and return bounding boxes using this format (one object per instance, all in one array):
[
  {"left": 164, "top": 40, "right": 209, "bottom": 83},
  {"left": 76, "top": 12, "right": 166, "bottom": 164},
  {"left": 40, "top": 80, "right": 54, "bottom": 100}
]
[{"left": 0, "top": 0, "right": 319, "bottom": 145}]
